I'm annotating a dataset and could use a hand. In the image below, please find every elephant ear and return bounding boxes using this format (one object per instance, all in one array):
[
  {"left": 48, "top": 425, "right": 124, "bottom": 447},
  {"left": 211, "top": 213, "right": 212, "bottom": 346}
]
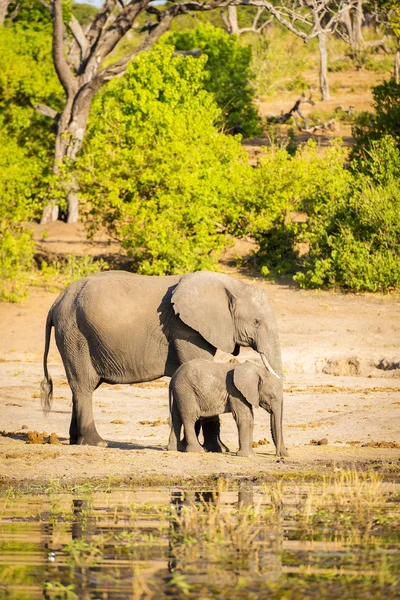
[
  {"left": 172, "top": 271, "right": 236, "bottom": 354},
  {"left": 233, "top": 362, "right": 260, "bottom": 407}
]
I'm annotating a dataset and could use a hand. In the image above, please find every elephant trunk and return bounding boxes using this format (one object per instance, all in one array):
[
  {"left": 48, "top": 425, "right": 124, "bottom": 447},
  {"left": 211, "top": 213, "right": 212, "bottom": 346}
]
[{"left": 271, "top": 404, "right": 288, "bottom": 458}]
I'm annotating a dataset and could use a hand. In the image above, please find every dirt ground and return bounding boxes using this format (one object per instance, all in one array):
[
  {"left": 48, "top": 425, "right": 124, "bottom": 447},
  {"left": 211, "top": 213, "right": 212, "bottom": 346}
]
[
  {"left": 243, "top": 70, "right": 387, "bottom": 162},
  {"left": 1, "top": 227, "right": 400, "bottom": 485}
]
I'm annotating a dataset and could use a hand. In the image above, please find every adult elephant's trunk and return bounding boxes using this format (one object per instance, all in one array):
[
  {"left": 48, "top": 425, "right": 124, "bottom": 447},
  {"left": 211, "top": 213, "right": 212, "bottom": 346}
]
[{"left": 270, "top": 404, "right": 288, "bottom": 458}]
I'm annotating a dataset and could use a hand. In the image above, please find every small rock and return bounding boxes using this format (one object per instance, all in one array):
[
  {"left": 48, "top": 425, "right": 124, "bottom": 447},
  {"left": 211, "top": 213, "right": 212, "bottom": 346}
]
[
  {"left": 318, "top": 438, "right": 328, "bottom": 445},
  {"left": 21, "top": 425, "right": 28, "bottom": 430},
  {"left": 111, "top": 419, "right": 125, "bottom": 425}
]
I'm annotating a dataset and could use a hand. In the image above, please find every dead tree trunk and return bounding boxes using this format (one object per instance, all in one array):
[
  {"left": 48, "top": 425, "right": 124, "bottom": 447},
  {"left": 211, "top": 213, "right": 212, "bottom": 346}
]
[
  {"left": 318, "top": 31, "right": 330, "bottom": 101},
  {"left": 227, "top": 5, "right": 240, "bottom": 33},
  {"left": 353, "top": 0, "right": 364, "bottom": 50}
]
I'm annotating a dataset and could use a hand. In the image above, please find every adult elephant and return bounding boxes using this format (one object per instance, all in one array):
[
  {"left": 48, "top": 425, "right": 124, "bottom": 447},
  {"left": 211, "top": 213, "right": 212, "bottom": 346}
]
[{"left": 41, "top": 270, "right": 286, "bottom": 454}]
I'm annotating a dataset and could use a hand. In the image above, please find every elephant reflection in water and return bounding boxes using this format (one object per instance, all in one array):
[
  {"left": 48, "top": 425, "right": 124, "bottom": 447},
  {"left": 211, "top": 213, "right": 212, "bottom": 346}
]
[
  {"left": 42, "top": 498, "right": 95, "bottom": 600},
  {"left": 167, "top": 482, "right": 283, "bottom": 589}
]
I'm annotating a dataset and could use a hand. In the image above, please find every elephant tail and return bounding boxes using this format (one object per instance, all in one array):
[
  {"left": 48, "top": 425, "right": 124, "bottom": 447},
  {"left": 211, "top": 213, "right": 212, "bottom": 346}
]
[{"left": 40, "top": 309, "right": 54, "bottom": 414}]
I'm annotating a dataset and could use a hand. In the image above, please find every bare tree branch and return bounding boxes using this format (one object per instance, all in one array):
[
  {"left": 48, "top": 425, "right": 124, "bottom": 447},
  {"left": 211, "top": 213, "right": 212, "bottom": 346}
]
[
  {"left": 85, "top": 0, "right": 118, "bottom": 48},
  {"left": 34, "top": 103, "right": 58, "bottom": 119},
  {"left": 98, "top": 3, "right": 181, "bottom": 81},
  {"left": 52, "top": 0, "right": 77, "bottom": 95},
  {"left": 67, "top": 14, "right": 89, "bottom": 59}
]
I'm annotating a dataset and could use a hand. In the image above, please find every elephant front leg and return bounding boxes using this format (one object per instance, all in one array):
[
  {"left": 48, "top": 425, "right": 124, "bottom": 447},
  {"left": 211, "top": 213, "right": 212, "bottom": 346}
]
[
  {"left": 71, "top": 389, "right": 107, "bottom": 447},
  {"left": 202, "top": 416, "right": 230, "bottom": 453},
  {"left": 233, "top": 410, "right": 255, "bottom": 457}
]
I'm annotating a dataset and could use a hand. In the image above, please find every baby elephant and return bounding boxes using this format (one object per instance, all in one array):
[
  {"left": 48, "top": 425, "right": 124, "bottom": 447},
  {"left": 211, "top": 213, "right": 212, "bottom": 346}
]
[{"left": 167, "top": 359, "right": 287, "bottom": 457}]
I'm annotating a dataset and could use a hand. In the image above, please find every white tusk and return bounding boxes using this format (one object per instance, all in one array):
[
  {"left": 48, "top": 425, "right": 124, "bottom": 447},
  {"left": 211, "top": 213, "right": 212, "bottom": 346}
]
[{"left": 261, "top": 354, "right": 281, "bottom": 380}]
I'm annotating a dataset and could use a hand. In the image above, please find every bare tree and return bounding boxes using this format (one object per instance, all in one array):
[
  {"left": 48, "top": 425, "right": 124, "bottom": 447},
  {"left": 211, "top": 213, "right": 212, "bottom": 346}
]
[
  {"left": 220, "top": 5, "right": 273, "bottom": 35},
  {"left": 37, "top": 0, "right": 228, "bottom": 224},
  {"left": 231, "top": 0, "right": 361, "bottom": 101}
]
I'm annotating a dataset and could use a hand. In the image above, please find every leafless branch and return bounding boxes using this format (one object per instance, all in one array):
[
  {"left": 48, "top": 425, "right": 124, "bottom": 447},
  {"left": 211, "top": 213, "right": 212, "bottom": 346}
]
[
  {"left": 174, "top": 48, "right": 203, "bottom": 57},
  {"left": 98, "top": 3, "right": 181, "bottom": 81},
  {"left": 85, "top": 0, "right": 118, "bottom": 49},
  {"left": 67, "top": 14, "right": 89, "bottom": 59},
  {"left": 52, "top": 0, "right": 77, "bottom": 95},
  {"left": 34, "top": 103, "right": 58, "bottom": 119}
]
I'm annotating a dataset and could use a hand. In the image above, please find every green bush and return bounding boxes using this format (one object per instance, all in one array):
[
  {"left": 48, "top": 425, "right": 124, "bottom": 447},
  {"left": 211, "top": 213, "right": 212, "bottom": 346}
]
[
  {"left": 0, "top": 137, "right": 41, "bottom": 301},
  {"left": 0, "top": 9, "right": 61, "bottom": 158},
  {"left": 229, "top": 141, "right": 350, "bottom": 276},
  {"left": 295, "top": 137, "right": 400, "bottom": 292},
  {"left": 165, "top": 23, "right": 261, "bottom": 136},
  {"left": 77, "top": 47, "right": 254, "bottom": 275},
  {"left": 39, "top": 255, "right": 109, "bottom": 292},
  {"left": 351, "top": 78, "right": 400, "bottom": 164}
]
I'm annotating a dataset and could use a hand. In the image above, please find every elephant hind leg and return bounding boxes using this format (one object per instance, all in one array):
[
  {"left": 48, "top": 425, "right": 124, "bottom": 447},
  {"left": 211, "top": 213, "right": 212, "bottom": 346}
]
[
  {"left": 183, "top": 420, "right": 205, "bottom": 453},
  {"left": 202, "top": 417, "right": 230, "bottom": 454},
  {"left": 70, "top": 387, "right": 107, "bottom": 447},
  {"left": 167, "top": 406, "right": 185, "bottom": 452}
]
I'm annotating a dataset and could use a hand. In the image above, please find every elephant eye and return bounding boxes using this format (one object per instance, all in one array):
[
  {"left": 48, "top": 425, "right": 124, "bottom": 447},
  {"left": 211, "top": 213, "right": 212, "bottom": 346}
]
[{"left": 254, "top": 318, "right": 261, "bottom": 328}]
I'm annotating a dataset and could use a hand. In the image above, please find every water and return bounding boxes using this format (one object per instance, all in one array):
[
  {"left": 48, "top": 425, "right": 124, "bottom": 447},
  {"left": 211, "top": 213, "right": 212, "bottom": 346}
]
[{"left": 0, "top": 475, "right": 399, "bottom": 599}]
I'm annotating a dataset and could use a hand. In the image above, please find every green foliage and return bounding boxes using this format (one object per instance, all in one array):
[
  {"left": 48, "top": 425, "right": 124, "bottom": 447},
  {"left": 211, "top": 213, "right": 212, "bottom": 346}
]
[
  {"left": 72, "top": 2, "right": 98, "bottom": 25},
  {"left": 38, "top": 255, "right": 109, "bottom": 291},
  {"left": 0, "top": 3, "right": 62, "bottom": 301},
  {"left": 165, "top": 23, "right": 261, "bottom": 136},
  {"left": 248, "top": 28, "right": 314, "bottom": 97},
  {"left": 78, "top": 47, "right": 253, "bottom": 275},
  {"left": 0, "top": 9, "right": 61, "bottom": 156},
  {"left": 0, "top": 138, "right": 41, "bottom": 301},
  {"left": 295, "top": 137, "right": 400, "bottom": 292},
  {"left": 351, "top": 79, "right": 400, "bottom": 163},
  {"left": 231, "top": 141, "right": 350, "bottom": 276}
]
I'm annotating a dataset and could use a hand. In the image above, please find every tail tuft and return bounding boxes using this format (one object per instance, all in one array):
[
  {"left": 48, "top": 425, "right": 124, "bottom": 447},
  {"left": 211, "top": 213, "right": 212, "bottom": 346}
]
[{"left": 40, "top": 377, "right": 53, "bottom": 414}]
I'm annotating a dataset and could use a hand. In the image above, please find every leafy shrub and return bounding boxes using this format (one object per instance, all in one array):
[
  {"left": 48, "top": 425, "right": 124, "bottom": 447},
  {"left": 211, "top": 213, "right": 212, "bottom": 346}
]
[
  {"left": 77, "top": 47, "right": 254, "bottom": 275},
  {"left": 230, "top": 141, "right": 350, "bottom": 276},
  {"left": 0, "top": 137, "right": 41, "bottom": 301},
  {"left": 351, "top": 78, "right": 400, "bottom": 163},
  {"left": 0, "top": 10, "right": 61, "bottom": 157},
  {"left": 165, "top": 23, "right": 261, "bottom": 136},
  {"left": 39, "top": 255, "right": 109, "bottom": 292},
  {"left": 295, "top": 137, "right": 400, "bottom": 292},
  {"left": 249, "top": 28, "right": 313, "bottom": 97}
]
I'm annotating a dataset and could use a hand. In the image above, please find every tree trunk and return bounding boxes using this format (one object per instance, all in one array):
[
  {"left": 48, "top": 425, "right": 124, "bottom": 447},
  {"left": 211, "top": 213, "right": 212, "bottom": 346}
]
[
  {"left": 318, "top": 31, "right": 330, "bottom": 102},
  {"left": 41, "top": 91, "right": 94, "bottom": 224},
  {"left": 395, "top": 39, "right": 400, "bottom": 84},
  {"left": 340, "top": 1, "right": 355, "bottom": 49},
  {"left": 353, "top": 0, "right": 364, "bottom": 51},
  {"left": 227, "top": 6, "right": 239, "bottom": 34}
]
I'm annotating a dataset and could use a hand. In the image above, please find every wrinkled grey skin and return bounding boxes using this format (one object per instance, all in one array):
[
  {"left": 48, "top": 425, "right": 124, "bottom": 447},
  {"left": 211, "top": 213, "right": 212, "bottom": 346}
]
[
  {"left": 168, "top": 359, "right": 287, "bottom": 458},
  {"left": 41, "top": 270, "right": 285, "bottom": 451}
]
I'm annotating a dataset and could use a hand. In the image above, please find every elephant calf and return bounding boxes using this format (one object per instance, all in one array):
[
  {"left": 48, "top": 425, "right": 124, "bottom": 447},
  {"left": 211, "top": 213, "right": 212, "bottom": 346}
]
[{"left": 167, "top": 359, "right": 287, "bottom": 458}]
